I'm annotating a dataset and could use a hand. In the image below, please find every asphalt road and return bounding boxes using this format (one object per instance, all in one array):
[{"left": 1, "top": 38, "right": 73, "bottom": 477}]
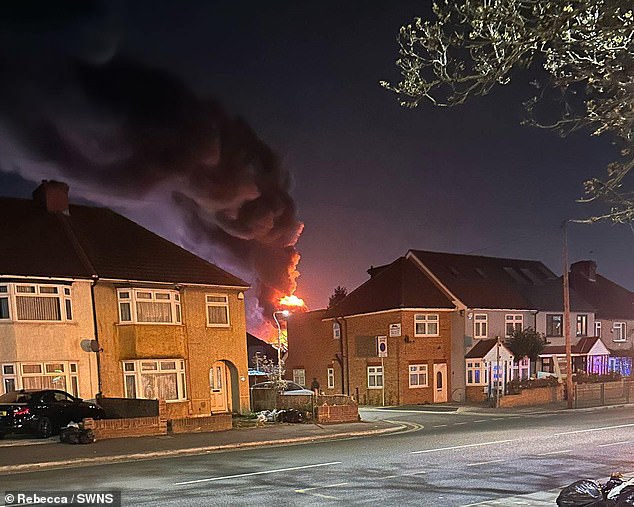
[{"left": 1, "top": 406, "right": 633, "bottom": 506}]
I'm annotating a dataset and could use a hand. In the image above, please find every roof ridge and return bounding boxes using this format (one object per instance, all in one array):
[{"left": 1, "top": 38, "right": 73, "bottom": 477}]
[{"left": 410, "top": 248, "right": 547, "bottom": 266}]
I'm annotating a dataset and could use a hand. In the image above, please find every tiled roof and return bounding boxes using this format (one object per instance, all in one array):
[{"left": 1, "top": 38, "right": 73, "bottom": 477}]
[
  {"left": 541, "top": 336, "right": 605, "bottom": 356},
  {"left": 409, "top": 250, "right": 593, "bottom": 311},
  {"left": 0, "top": 196, "right": 248, "bottom": 287},
  {"left": 323, "top": 257, "right": 455, "bottom": 318},
  {"left": 570, "top": 271, "right": 634, "bottom": 320},
  {"left": 465, "top": 338, "right": 499, "bottom": 358}
]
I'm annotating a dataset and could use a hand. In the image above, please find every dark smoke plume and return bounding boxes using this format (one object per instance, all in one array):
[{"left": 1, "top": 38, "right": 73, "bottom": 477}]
[{"left": 0, "top": 1, "right": 304, "bottom": 337}]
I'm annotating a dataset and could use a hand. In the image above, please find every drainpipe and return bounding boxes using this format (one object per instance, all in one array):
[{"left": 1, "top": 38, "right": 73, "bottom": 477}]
[
  {"left": 335, "top": 317, "right": 346, "bottom": 395},
  {"left": 90, "top": 276, "right": 103, "bottom": 396}
]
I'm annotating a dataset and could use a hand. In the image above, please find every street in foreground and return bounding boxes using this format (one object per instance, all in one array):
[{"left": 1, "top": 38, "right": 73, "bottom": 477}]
[{"left": 1, "top": 405, "right": 633, "bottom": 506}]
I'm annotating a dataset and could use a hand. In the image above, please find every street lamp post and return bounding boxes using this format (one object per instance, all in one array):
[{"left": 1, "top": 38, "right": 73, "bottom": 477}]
[{"left": 273, "top": 310, "right": 290, "bottom": 384}]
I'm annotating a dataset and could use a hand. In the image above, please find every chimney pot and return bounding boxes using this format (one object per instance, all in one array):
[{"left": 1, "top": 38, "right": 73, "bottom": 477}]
[{"left": 32, "top": 180, "right": 70, "bottom": 214}]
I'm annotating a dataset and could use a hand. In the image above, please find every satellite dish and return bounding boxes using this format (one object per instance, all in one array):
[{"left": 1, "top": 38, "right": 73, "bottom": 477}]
[{"left": 81, "top": 339, "right": 101, "bottom": 352}]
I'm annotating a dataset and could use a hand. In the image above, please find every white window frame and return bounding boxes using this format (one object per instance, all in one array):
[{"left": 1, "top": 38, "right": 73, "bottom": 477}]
[
  {"left": 122, "top": 359, "right": 187, "bottom": 402},
  {"left": 408, "top": 364, "right": 428, "bottom": 388},
  {"left": 576, "top": 314, "right": 588, "bottom": 337},
  {"left": 595, "top": 321, "right": 602, "bottom": 338},
  {"left": 466, "top": 360, "right": 487, "bottom": 386},
  {"left": 613, "top": 322, "right": 626, "bottom": 342},
  {"left": 474, "top": 314, "right": 488, "bottom": 338},
  {"left": 117, "top": 288, "right": 182, "bottom": 325},
  {"left": 293, "top": 369, "right": 306, "bottom": 387},
  {"left": 367, "top": 366, "right": 383, "bottom": 389},
  {"left": 505, "top": 314, "right": 523, "bottom": 336},
  {"left": 206, "top": 294, "right": 230, "bottom": 327},
  {"left": 333, "top": 322, "right": 341, "bottom": 339},
  {"left": 327, "top": 367, "right": 335, "bottom": 389},
  {"left": 546, "top": 314, "right": 563, "bottom": 337},
  {"left": 414, "top": 314, "right": 439, "bottom": 337},
  {"left": 1, "top": 361, "right": 79, "bottom": 395},
  {"left": 0, "top": 283, "right": 73, "bottom": 323}
]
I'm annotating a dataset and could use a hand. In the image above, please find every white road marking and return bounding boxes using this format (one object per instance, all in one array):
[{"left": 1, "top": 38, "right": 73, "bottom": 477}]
[
  {"left": 432, "top": 424, "right": 448, "bottom": 428},
  {"left": 537, "top": 449, "right": 572, "bottom": 456},
  {"left": 295, "top": 482, "right": 348, "bottom": 500},
  {"left": 454, "top": 422, "right": 468, "bottom": 425},
  {"left": 174, "top": 461, "right": 342, "bottom": 485},
  {"left": 598, "top": 441, "right": 631, "bottom": 447},
  {"left": 381, "top": 471, "right": 427, "bottom": 479},
  {"left": 554, "top": 423, "right": 634, "bottom": 437},
  {"left": 466, "top": 459, "right": 505, "bottom": 467},
  {"left": 473, "top": 419, "right": 488, "bottom": 423},
  {"left": 411, "top": 439, "right": 516, "bottom": 454}
]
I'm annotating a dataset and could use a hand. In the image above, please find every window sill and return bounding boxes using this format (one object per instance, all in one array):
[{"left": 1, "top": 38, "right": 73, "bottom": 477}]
[
  {"left": 206, "top": 324, "right": 231, "bottom": 329},
  {"left": 117, "top": 322, "right": 183, "bottom": 326},
  {"left": 367, "top": 386, "right": 384, "bottom": 390},
  {"left": 408, "top": 385, "right": 429, "bottom": 389}
]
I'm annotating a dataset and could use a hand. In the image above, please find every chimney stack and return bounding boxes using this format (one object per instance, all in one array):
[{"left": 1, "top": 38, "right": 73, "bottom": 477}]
[
  {"left": 32, "top": 180, "right": 70, "bottom": 215},
  {"left": 571, "top": 260, "right": 597, "bottom": 283}
]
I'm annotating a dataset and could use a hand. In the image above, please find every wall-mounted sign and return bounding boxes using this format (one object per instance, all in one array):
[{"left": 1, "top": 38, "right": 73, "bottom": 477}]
[{"left": 389, "top": 323, "right": 401, "bottom": 338}]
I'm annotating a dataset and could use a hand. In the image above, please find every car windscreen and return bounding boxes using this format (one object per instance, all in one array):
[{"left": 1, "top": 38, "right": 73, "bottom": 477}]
[{"left": 0, "top": 391, "right": 32, "bottom": 403}]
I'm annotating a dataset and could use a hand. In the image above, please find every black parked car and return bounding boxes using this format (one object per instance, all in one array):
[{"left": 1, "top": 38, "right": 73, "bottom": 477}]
[{"left": 0, "top": 389, "right": 105, "bottom": 438}]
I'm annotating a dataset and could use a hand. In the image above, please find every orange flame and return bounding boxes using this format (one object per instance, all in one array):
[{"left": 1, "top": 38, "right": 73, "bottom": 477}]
[{"left": 279, "top": 294, "right": 306, "bottom": 308}]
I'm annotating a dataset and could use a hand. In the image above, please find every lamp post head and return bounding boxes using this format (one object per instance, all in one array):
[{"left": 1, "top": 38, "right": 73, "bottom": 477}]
[{"left": 275, "top": 310, "right": 290, "bottom": 318}]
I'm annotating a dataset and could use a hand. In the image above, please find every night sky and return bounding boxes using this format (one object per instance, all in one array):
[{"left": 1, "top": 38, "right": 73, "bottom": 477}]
[{"left": 0, "top": 1, "right": 632, "bottom": 320}]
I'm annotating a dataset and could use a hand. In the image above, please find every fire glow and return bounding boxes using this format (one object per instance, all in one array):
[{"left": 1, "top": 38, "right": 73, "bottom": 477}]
[{"left": 279, "top": 294, "right": 307, "bottom": 309}]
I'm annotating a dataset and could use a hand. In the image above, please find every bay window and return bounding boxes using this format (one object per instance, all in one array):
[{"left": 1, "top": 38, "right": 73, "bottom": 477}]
[
  {"left": 1, "top": 362, "right": 79, "bottom": 396},
  {"left": 122, "top": 359, "right": 187, "bottom": 401}
]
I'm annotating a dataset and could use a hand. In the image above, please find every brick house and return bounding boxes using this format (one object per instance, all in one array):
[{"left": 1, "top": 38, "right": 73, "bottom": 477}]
[
  {"left": 286, "top": 257, "right": 457, "bottom": 406},
  {"left": 569, "top": 260, "right": 634, "bottom": 376},
  {"left": 0, "top": 181, "right": 251, "bottom": 417},
  {"left": 288, "top": 249, "right": 606, "bottom": 406}
]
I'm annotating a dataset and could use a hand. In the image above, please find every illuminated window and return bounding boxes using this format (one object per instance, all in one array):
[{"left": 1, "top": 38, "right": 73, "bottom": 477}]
[
  {"left": 576, "top": 314, "right": 588, "bottom": 336},
  {"left": 333, "top": 322, "right": 341, "bottom": 339}
]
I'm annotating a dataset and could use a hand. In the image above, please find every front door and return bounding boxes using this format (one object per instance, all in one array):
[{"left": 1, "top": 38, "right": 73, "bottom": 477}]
[
  {"left": 209, "top": 362, "right": 229, "bottom": 413},
  {"left": 433, "top": 363, "right": 448, "bottom": 403}
]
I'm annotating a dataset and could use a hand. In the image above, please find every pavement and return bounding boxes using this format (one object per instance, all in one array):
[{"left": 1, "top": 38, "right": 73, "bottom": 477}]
[
  {"left": 0, "top": 401, "right": 629, "bottom": 475},
  {"left": 0, "top": 419, "right": 400, "bottom": 475}
]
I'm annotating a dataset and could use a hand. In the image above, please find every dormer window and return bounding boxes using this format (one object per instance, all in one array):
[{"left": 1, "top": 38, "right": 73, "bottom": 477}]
[{"left": 117, "top": 288, "right": 182, "bottom": 325}]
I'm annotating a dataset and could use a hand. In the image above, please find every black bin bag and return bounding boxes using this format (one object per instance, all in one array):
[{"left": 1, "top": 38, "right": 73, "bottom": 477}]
[{"left": 557, "top": 480, "right": 605, "bottom": 507}]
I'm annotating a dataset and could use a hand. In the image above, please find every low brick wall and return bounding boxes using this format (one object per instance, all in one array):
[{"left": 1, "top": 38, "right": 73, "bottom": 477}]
[
  {"left": 169, "top": 414, "right": 232, "bottom": 434},
  {"left": 316, "top": 403, "right": 359, "bottom": 424},
  {"left": 465, "top": 386, "right": 487, "bottom": 403},
  {"left": 498, "top": 385, "right": 564, "bottom": 408},
  {"left": 83, "top": 416, "right": 167, "bottom": 439}
]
